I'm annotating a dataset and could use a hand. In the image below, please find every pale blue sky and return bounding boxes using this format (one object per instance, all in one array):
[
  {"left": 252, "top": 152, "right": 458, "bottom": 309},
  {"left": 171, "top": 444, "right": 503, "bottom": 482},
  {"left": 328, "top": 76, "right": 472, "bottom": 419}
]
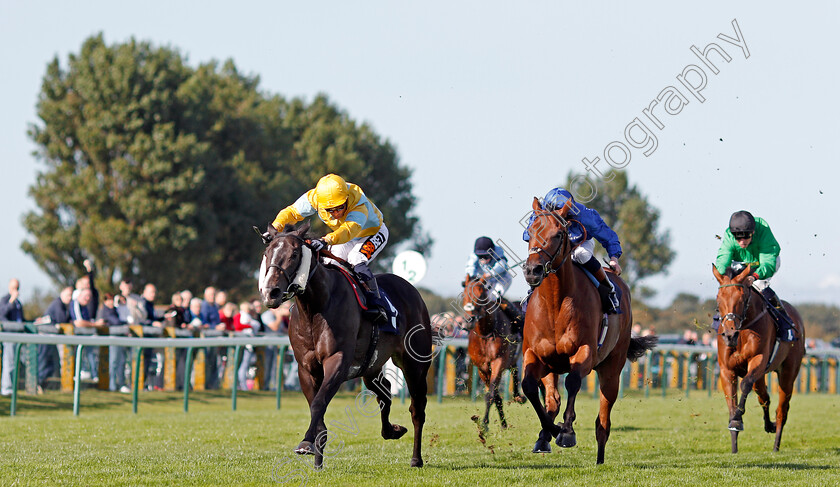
[{"left": 1, "top": 1, "right": 838, "bottom": 307}]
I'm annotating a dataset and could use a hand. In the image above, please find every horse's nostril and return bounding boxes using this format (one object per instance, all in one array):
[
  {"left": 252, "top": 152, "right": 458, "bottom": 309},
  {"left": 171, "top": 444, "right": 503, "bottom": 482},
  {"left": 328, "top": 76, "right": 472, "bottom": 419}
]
[{"left": 268, "top": 288, "right": 281, "bottom": 300}]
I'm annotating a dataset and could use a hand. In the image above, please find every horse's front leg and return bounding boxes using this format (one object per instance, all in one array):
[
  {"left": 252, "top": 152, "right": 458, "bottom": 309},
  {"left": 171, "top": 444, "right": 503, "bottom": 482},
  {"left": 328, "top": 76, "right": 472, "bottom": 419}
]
[
  {"left": 295, "top": 362, "right": 324, "bottom": 455},
  {"left": 718, "top": 365, "right": 740, "bottom": 453},
  {"left": 557, "top": 346, "right": 593, "bottom": 448},
  {"left": 489, "top": 356, "right": 507, "bottom": 429},
  {"left": 521, "top": 349, "right": 559, "bottom": 453},
  {"left": 303, "top": 353, "right": 351, "bottom": 469},
  {"left": 732, "top": 355, "right": 767, "bottom": 433},
  {"left": 509, "top": 341, "right": 526, "bottom": 403}
]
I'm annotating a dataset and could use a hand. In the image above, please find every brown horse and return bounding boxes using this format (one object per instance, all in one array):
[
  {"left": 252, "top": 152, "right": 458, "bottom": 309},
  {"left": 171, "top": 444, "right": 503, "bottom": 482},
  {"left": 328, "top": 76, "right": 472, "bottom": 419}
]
[
  {"left": 712, "top": 264, "right": 805, "bottom": 453},
  {"left": 520, "top": 197, "right": 656, "bottom": 464},
  {"left": 259, "top": 223, "right": 432, "bottom": 468},
  {"left": 461, "top": 276, "right": 525, "bottom": 430}
]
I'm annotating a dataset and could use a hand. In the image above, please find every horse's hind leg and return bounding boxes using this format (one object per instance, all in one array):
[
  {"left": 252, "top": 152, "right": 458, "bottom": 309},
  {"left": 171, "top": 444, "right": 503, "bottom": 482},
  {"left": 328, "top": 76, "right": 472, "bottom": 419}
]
[
  {"left": 773, "top": 356, "right": 802, "bottom": 452},
  {"left": 364, "top": 369, "right": 408, "bottom": 440},
  {"left": 401, "top": 356, "right": 428, "bottom": 468},
  {"left": 752, "top": 376, "right": 775, "bottom": 433},
  {"left": 594, "top": 358, "right": 622, "bottom": 464}
]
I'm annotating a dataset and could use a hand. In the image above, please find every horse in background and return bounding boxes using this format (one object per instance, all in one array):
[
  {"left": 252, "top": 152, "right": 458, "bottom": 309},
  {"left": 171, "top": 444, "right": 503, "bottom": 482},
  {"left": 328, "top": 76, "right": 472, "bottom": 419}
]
[
  {"left": 520, "top": 197, "right": 657, "bottom": 464},
  {"left": 462, "top": 275, "right": 525, "bottom": 431},
  {"left": 258, "top": 223, "right": 432, "bottom": 468},
  {"left": 712, "top": 264, "right": 805, "bottom": 453}
]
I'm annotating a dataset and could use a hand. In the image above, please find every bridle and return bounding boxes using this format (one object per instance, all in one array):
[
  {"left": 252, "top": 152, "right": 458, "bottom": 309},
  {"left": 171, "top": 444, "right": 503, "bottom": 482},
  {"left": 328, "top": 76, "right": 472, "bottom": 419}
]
[
  {"left": 265, "top": 234, "right": 318, "bottom": 302},
  {"left": 527, "top": 211, "right": 572, "bottom": 278},
  {"left": 462, "top": 279, "right": 494, "bottom": 325},
  {"left": 717, "top": 282, "right": 767, "bottom": 335}
]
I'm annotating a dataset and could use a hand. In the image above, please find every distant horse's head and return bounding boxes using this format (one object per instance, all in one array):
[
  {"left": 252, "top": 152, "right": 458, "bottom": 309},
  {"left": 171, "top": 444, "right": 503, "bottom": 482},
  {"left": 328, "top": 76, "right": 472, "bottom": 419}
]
[
  {"left": 461, "top": 276, "right": 497, "bottom": 325},
  {"left": 712, "top": 264, "right": 754, "bottom": 348},
  {"left": 258, "top": 222, "right": 315, "bottom": 308},
  {"left": 523, "top": 197, "right": 573, "bottom": 287}
]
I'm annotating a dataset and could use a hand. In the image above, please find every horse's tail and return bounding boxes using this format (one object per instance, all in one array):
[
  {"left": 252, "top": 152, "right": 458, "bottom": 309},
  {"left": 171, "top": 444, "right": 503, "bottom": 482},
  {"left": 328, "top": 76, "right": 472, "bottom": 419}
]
[{"left": 626, "top": 335, "right": 658, "bottom": 362}]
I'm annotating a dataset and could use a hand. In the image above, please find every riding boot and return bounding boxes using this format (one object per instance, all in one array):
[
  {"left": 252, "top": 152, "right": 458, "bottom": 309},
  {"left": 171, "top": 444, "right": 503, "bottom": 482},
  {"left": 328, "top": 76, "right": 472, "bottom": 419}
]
[
  {"left": 354, "top": 263, "right": 393, "bottom": 330},
  {"left": 593, "top": 266, "right": 620, "bottom": 315},
  {"left": 498, "top": 297, "right": 524, "bottom": 338},
  {"left": 760, "top": 287, "right": 796, "bottom": 342}
]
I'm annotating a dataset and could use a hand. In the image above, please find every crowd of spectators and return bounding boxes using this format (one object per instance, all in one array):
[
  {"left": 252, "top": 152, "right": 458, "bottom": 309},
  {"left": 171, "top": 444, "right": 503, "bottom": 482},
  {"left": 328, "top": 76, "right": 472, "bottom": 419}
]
[{"left": 0, "top": 261, "right": 293, "bottom": 395}]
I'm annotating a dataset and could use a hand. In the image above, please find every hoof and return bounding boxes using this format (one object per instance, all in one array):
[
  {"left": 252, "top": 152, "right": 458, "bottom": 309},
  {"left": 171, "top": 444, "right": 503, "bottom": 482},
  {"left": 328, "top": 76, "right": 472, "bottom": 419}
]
[
  {"left": 512, "top": 395, "right": 527, "bottom": 404},
  {"left": 556, "top": 433, "right": 576, "bottom": 448},
  {"left": 533, "top": 439, "right": 552, "bottom": 453},
  {"left": 500, "top": 421, "right": 508, "bottom": 430},
  {"left": 410, "top": 457, "right": 424, "bottom": 468},
  {"left": 728, "top": 420, "right": 744, "bottom": 432},
  {"left": 294, "top": 440, "right": 314, "bottom": 455},
  {"left": 384, "top": 424, "right": 408, "bottom": 440},
  {"left": 764, "top": 422, "right": 776, "bottom": 434}
]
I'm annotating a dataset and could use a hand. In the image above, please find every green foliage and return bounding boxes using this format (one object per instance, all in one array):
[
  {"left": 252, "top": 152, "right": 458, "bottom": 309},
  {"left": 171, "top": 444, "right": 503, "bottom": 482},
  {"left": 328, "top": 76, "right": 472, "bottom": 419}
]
[
  {"left": 787, "top": 302, "right": 840, "bottom": 340},
  {"left": 564, "top": 170, "right": 675, "bottom": 294},
  {"left": 417, "top": 286, "right": 459, "bottom": 316},
  {"left": 23, "top": 34, "right": 429, "bottom": 298}
]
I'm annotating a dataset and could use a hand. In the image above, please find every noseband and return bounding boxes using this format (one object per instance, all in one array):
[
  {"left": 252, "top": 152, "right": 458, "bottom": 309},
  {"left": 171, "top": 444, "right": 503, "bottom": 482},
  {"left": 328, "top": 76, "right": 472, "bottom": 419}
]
[
  {"left": 265, "top": 234, "right": 317, "bottom": 302},
  {"left": 528, "top": 215, "right": 571, "bottom": 278},
  {"left": 717, "top": 283, "right": 766, "bottom": 335}
]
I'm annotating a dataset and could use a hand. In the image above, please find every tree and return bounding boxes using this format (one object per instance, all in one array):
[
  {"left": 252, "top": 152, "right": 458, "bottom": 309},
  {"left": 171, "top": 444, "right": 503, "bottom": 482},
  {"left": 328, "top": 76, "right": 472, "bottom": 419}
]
[
  {"left": 562, "top": 171, "right": 675, "bottom": 296},
  {"left": 23, "top": 34, "right": 429, "bottom": 297}
]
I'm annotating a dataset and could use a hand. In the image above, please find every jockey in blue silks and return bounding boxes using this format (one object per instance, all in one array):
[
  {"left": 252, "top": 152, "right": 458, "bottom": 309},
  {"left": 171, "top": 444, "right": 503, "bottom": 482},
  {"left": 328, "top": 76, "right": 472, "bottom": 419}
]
[
  {"left": 522, "top": 188, "right": 623, "bottom": 314},
  {"left": 465, "top": 236, "right": 524, "bottom": 335}
]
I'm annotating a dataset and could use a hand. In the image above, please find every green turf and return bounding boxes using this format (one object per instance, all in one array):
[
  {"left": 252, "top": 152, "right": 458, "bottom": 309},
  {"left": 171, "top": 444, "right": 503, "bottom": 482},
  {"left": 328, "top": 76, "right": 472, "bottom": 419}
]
[{"left": 0, "top": 388, "right": 837, "bottom": 486}]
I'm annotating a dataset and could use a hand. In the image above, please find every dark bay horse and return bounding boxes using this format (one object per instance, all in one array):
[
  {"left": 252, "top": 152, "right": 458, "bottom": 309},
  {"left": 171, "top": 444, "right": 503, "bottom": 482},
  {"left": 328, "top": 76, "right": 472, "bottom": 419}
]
[
  {"left": 259, "top": 223, "right": 432, "bottom": 468},
  {"left": 462, "top": 276, "right": 525, "bottom": 430},
  {"left": 712, "top": 264, "right": 805, "bottom": 453},
  {"left": 520, "top": 197, "right": 656, "bottom": 464}
]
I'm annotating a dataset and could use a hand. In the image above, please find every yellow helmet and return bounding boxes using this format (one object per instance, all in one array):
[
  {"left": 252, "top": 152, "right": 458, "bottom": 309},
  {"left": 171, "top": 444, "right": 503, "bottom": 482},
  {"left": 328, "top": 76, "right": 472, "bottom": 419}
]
[{"left": 315, "top": 174, "right": 350, "bottom": 209}]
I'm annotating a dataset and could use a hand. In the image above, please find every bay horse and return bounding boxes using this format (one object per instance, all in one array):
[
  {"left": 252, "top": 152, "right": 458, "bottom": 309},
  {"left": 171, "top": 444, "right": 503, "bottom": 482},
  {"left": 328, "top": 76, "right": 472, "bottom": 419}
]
[
  {"left": 520, "top": 197, "right": 657, "bottom": 464},
  {"left": 258, "top": 223, "right": 432, "bottom": 468},
  {"left": 712, "top": 264, "right": 805, "bottom": 453},
  {"left": 461, "top": 276, "right": 525, "bottom": 430}
]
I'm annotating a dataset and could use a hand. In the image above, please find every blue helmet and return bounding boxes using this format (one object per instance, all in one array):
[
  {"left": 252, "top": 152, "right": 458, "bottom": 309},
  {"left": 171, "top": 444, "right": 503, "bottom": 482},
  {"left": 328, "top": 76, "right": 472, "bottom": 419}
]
[{"left": 542, "top": 188, "right": 574, "bottom": 211}]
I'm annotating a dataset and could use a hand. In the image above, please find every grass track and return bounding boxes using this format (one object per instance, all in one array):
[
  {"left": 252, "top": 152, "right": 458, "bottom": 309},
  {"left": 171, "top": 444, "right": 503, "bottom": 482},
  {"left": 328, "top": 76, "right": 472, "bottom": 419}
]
[{"left": 1, "top": 389, "right": 838, "bottom": 486}]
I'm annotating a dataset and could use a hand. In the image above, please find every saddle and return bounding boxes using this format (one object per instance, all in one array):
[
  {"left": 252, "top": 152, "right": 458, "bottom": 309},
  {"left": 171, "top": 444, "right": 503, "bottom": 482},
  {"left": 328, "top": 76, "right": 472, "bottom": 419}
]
[
  {"left": 575, "top": 262, "right": 622, "bottom": 313},
  {"left": 326, "top": 263, "right": 399, "bottom": 334},
  {"left": 574, "top": 262, "right": 618, "bottom": 349}
]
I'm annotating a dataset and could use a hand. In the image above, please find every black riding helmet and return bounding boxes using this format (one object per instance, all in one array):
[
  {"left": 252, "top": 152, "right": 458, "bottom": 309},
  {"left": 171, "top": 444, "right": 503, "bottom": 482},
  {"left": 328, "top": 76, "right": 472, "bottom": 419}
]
[
  {"left": 729, "top": 210, "right": 756, "bottom": 237},
  {"left": 474, "top": 236, "right": 494, "bottom": 258}
]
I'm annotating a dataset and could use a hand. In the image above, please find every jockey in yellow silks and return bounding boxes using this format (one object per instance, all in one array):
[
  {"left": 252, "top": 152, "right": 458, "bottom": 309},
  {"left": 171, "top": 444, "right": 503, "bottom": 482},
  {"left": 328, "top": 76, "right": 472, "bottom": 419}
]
[{"left": 271, "top": 174, "right": 391, "bottom": 324}]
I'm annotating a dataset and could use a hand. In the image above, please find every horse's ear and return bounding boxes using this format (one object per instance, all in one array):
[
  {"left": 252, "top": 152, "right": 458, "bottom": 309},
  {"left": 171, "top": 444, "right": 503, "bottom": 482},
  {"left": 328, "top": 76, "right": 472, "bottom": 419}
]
[
  {"left": 735, "top": 264, "right": 753, "bottom": 282},
  {"left": 712, "top": 263, "right": 724, "bottom": 284},
  {"left": 532, "top": 197, "right": 541, "bottom": 211},
  {"left": 255, "top": 225, "right": 275, "bottom": 245},
  {"left": 282, "top": 224, "right": 295, "bottom": 233},
  {"left": 558, "top": 198, "right": 574, "bottom": 218},
  {"left": 296, "top": 221, "right": 311, "bottom": 237}
]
